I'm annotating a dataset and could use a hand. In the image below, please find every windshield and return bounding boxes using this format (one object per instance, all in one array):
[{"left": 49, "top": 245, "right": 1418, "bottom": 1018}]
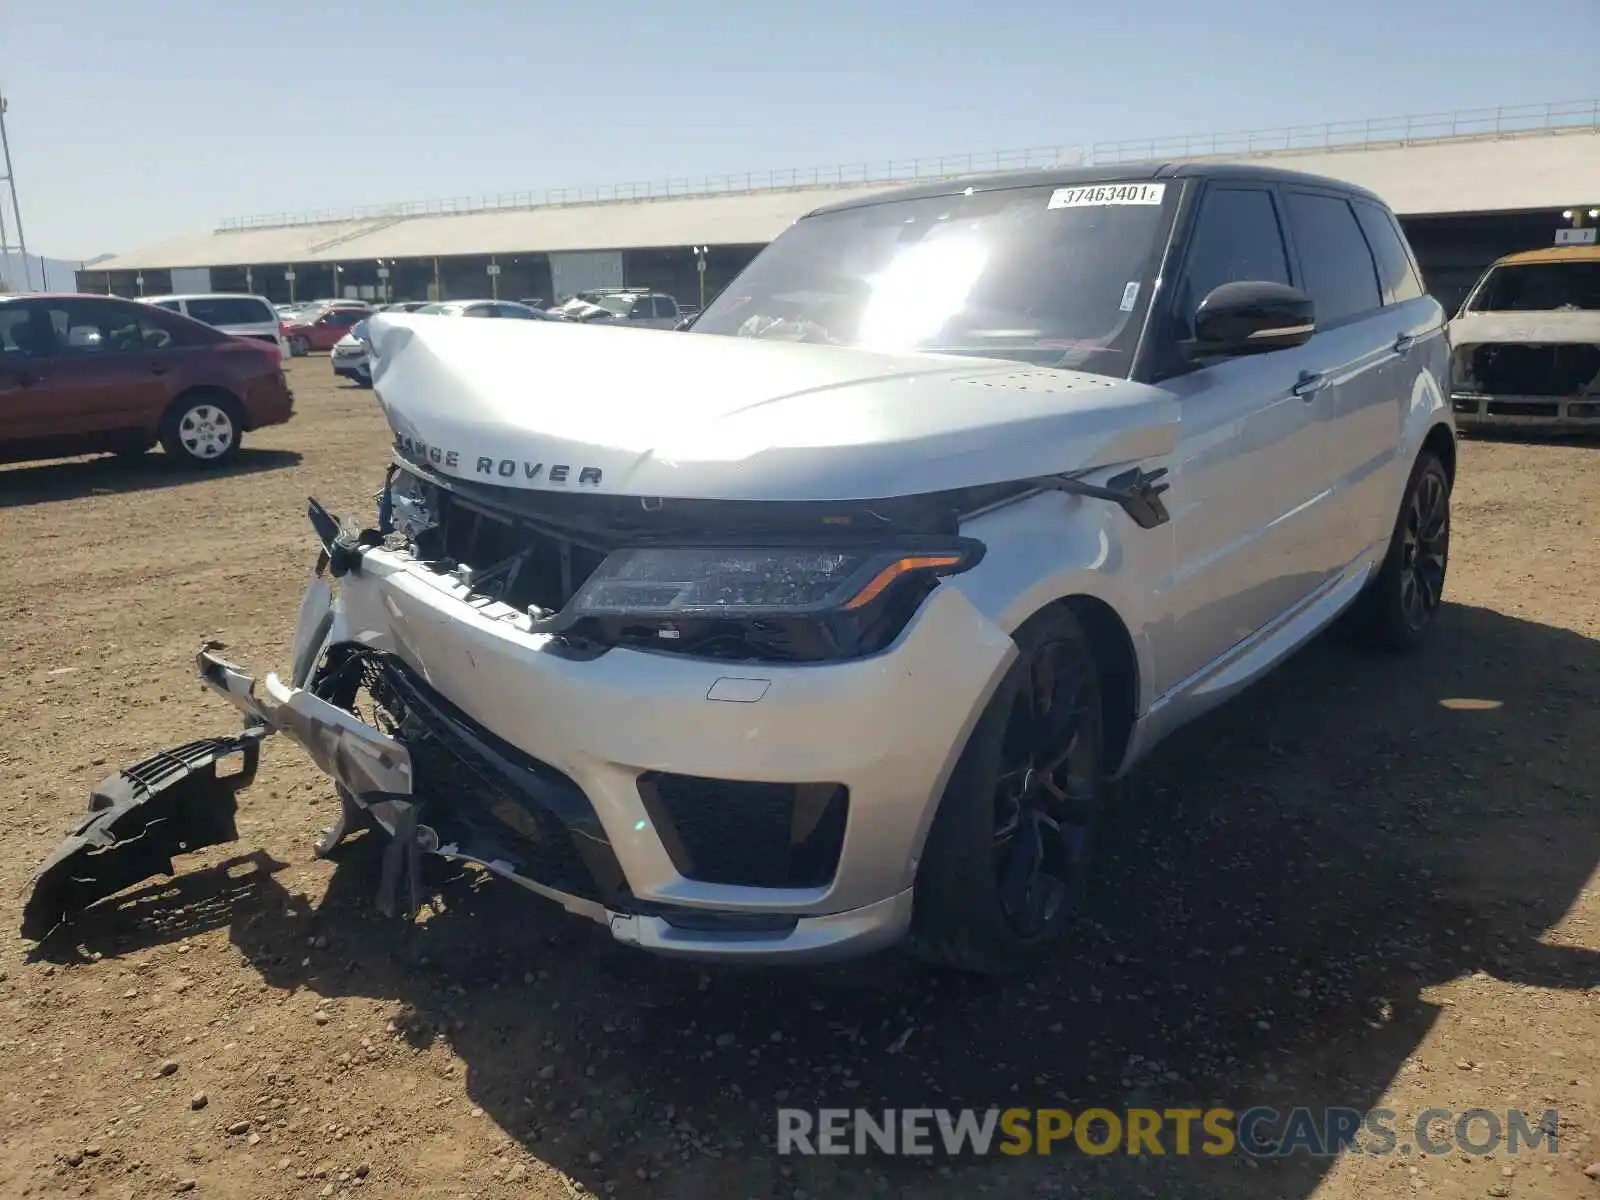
[
  {"left": 1468, "top": 261, "right": 1600, "bottom": 312},
  {"left": 415, "top": 303, "right": 457, "bottom": 315},
  {"left": 691, "top": 181, "right": 1177, "bottom": 374}
]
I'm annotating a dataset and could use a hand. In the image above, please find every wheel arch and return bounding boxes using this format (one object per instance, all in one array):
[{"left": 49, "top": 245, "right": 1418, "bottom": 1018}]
[
  {"left": 1421, "top": 421, "right": 1456, "bottom": 485},
  {"left": 1055, "top": 594, "right": 1140, "bottom": 777},
  {"left": 1000, "top": 592, "right": 1141, "bottom": 779}
]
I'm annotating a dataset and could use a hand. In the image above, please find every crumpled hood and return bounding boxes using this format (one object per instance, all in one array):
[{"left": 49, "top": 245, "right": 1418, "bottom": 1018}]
[
  {"left": 366, "top": 314, "right": 1178, "bottom": 501},
  {"left": 1449, "top": 309, "right": 1600, "bottom": 348}
]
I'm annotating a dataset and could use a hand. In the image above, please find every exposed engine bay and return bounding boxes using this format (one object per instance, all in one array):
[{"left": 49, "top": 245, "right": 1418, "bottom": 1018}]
[
  {"left": 378, "top": 460, "right": 1016, "bottom": 663},
  {"left": 1454, "top": 342, "right": 1600, "bottom": 400}
]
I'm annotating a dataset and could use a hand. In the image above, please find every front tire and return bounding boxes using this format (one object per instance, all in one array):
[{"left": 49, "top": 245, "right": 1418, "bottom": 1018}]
[
  {"left": 1352, "top": 450, "right": 1451, "bottom": 650},
  {"left": 289, "top": 335, "right": 310, "bottom": 357},
  {"left": 908, "top": 607, "right": 1105, "bottom": 975},
  {"left": 160, "top": 392, "right": 244, "bottom": 468}
]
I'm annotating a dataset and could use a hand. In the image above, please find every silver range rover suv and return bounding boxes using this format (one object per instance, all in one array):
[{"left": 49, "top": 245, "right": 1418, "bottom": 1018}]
[{"left": 26, "top": 164, "right": 1455, "bottom": 975}]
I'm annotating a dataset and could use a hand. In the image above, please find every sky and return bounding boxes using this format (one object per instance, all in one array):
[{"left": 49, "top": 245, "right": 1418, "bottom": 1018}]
[{"left": 3, "top": 0, "right": 1598, "bottom": 259}]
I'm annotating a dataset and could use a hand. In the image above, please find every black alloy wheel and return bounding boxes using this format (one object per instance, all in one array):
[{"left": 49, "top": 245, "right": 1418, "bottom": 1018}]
[
  {"left": 910, "top": 607, "right": 1105, "bottom": 974},
  {"left": 1352, "top": 450, "right": 1452, "bottom": 650},
  {"left": 991, "top": 636, "right": 1097, "bottom": 938},
  {"left": 1398, "top": 462, "right": 1450, "bottom": 633}
]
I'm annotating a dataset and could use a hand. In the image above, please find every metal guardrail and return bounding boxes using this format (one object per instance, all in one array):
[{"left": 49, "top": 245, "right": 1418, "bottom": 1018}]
[
  {"left": 216, "top": 98, "right": 1600, "bottom": 234},
  {"left": 216, "top": 145, "right": 1085, "bottom": 232},
  {"left": 1087, "top": 98, "right": 1600, "bottom": 164}
]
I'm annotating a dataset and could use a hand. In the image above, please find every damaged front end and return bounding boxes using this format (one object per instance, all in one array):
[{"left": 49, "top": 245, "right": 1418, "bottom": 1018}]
[
  {"left": 1450, "top": 339, "right": 1600, "bottom": 427},
  {"left": 23, "top": 452, "right": 1147, "bottom": 954},
  {"left": 24, "top": 481, "right": 975, "bottom": 947}
]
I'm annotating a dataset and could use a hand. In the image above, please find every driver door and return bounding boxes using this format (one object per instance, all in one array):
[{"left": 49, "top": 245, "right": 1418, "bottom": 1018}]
[{"left": 1151, "top": 183, "right": 1345, "bottom": 696}]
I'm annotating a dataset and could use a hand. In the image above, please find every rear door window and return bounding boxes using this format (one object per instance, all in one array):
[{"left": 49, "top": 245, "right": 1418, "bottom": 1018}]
[
  {"left": 1352, "top": 203, "right": 1425, "bottom": 305},
  {"left": 185, "top": 296, "right": 276, "bottom": 326},
  {"left": 153, "top": 300, "right": 184, "bottom": 313},
  {"left": 40, "top": 300, "right": 173, "bottom": 354},
  {"left": 1173, "top": 187, "right": 1291, "bottom": 339},
  {"left": 652, "top": 296, "right": 678, "bottom": 319},
  {"left": 1283, "top": 192, "right": 1383, "bottom": 324}
]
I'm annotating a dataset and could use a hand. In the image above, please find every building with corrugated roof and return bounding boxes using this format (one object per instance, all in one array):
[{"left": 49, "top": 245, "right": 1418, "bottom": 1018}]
[{"left": 76, "top": 101, "right": 1600, "bottom": 313}]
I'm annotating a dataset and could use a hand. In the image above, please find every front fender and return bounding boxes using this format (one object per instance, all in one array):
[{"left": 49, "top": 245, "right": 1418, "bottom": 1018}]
[{"left": 946, "top": 487, "right": 1164, "bottom": 712}]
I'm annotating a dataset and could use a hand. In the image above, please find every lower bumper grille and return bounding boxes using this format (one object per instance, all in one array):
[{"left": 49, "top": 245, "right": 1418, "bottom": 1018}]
[
  {"left": 637, "top": 773, "right": 849, "bottom": 889},
  {"left": 1452, "top": 395, "right": 1600, "bottom": 421},
  {"left": 322, "top": 650, "right": 618, "bottom": 904},
  {"left": 1488, "top": 399, "right": 1559, "bottom": 417}
]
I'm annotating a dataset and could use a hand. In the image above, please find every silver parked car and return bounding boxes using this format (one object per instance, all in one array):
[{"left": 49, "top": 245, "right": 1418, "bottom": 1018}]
[
  {"left": 550, "top": 289, "right": 682, "bottom": 328},
  {"left": 26, "top": 165, "right": 1455, "bottom": 976}
]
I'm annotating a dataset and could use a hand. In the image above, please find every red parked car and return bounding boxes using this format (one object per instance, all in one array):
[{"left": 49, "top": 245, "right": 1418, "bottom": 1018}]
[
  {"left": 281, "top": 304, "right": 372, "bottom": 356},
  {"left": 0, "top": 294, "right": 294, "bottom": 468}
]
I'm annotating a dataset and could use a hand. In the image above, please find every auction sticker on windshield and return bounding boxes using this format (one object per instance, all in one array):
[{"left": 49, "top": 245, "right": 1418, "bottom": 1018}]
[{"left": 1048, "top": 183, "right": 1166, "bottom": 208}]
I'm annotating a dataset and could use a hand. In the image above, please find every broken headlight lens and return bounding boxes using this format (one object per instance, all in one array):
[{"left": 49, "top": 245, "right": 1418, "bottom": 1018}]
[{"left": 568, "top": 543, "right": 982, "bottom": 618}]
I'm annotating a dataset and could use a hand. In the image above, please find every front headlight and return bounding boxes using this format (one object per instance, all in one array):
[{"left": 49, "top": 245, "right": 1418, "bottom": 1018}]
[{"left": 570, "top": 544, "right": 979, "bottom": 618}]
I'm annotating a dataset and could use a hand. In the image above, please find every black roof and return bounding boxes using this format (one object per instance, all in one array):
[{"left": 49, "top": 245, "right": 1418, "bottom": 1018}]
[{"left": 805, "top": 160, "right": 1387, "bottom": 218}]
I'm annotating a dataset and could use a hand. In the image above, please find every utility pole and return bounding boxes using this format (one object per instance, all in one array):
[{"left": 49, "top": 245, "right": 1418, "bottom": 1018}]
[{"left": 0, "top": 92, "right": 34, "bottom": 291}]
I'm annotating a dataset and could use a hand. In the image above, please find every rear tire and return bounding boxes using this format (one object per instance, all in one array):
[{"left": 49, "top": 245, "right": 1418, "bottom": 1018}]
[
  {"left": 160, "top": 391, "right": 245, "bottom": 468},
  {"left": 1351, "top": 451, "right": 1451, "bottom": 651},
  {"left": 289, "top": 335, "right": 310, "bottom": 356},
  {"left": 908, "top": 607, "right": 1105, "bottom": 975}
]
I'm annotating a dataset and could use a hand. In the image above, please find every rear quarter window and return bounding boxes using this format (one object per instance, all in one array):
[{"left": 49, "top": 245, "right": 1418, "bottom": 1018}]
[
  {"left": 145, "top": 306, "right": 223, "bottom": 346},
  {"left": 1352, "top": 203, "right": 1426, "bottom": 304}
]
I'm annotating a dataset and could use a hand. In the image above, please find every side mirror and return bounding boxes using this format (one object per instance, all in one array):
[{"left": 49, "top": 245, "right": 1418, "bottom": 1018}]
[{"left": 1188, "top": 281, "right": 1315, "bottom": 358}]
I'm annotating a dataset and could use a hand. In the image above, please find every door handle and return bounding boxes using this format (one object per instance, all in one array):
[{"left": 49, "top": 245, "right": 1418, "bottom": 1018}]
[
  {"left": 149, "top": 362, "right": 171, "bottom": 375},
  {"left": 1292, "top": 370, "right": 1328, "bottom": 400},
  {"left": 1394, "top": 332, "right": 1417, "bottom": 353}
]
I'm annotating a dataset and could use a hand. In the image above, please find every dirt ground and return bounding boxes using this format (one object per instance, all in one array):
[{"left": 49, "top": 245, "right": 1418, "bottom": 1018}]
[{"left": 0, "top": 358, "right": 1596, "bottom": 1200}]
